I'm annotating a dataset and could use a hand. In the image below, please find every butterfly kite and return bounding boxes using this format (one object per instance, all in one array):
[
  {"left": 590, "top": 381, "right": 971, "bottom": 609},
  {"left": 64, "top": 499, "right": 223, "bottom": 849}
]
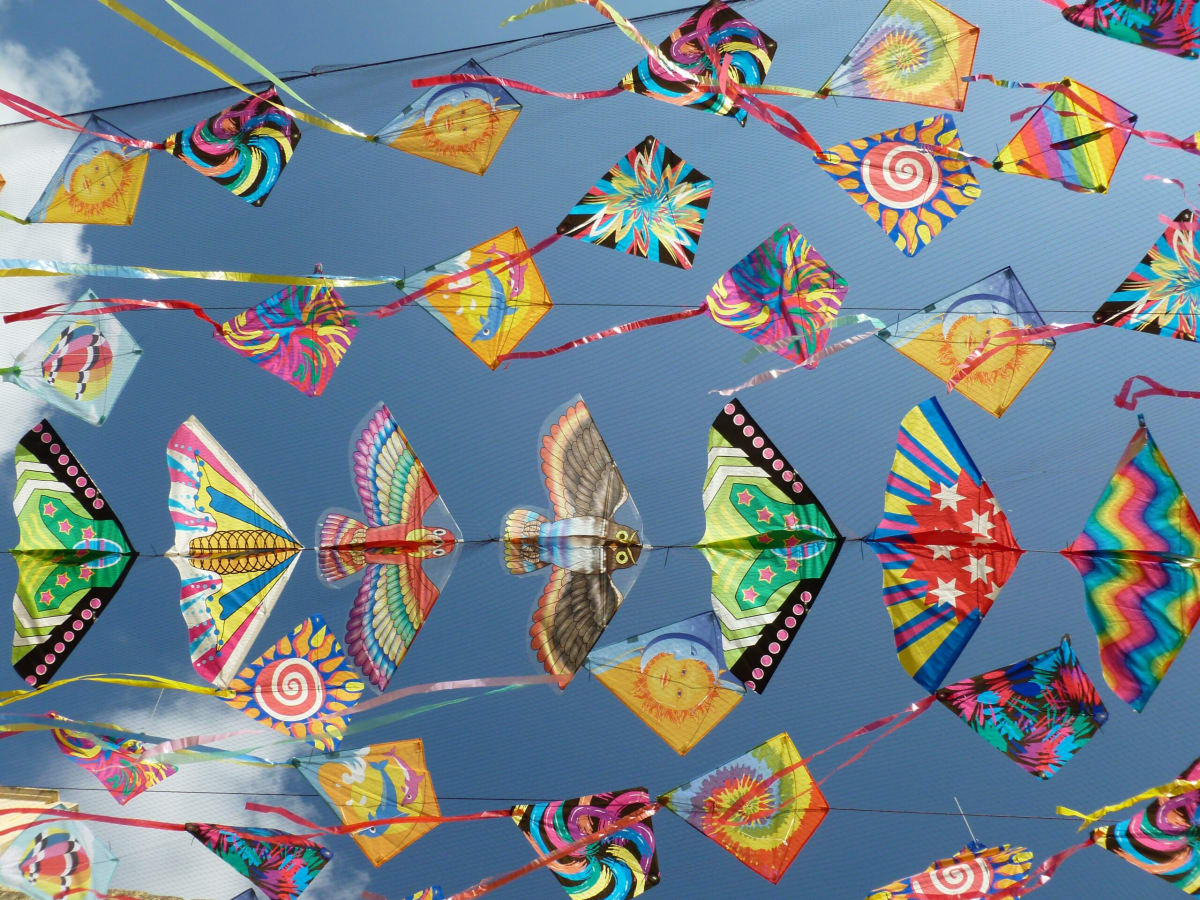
[{"left": 0, "top": 819, "right": 117, "bottom": 900}]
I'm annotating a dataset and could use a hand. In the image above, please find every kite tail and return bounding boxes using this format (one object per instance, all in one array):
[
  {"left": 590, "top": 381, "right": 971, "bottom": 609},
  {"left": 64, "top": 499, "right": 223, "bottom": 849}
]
[
  {"left": 503, "top": 509, "right": 548, "bottom": 574},
  {"left": 318, "top": 513, "right": 367, "bottom": 582}
]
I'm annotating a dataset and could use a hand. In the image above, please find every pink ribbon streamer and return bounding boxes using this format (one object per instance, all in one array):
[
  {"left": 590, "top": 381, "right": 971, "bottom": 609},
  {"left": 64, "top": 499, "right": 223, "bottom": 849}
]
[
  {"left": 946, "top": 322, "right": 1098, "bottom": 393},
  {"left": 411, "top": 72, "right": 624, "bottom": 101},
  {"left": 709, "top": 327, "right": 881, "bottom": 396},
  {"left": 1114, "top": 374, "right": 1200, "bottom": 410},
  {"left": 991, "top": 837, "right": 1096, "bottom": 898},
  {"left": 3, "top": 297, "right": 221, "bottom": 331},
  {"left": 497, "top": 304, "right": 708, "bottom": 362},
  {"left": 246, "top": 801, "right": 513, "bottom": 832},
  {"left": 0, "top": 88, "right": 163, "bottom": 150}
]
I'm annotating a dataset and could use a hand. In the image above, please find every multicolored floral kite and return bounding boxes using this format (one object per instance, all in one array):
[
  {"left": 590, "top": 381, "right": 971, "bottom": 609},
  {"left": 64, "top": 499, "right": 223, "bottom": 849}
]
[
  {"left": 1062, "top": 1, "right": 1200, "bottom": 58},
  {"left": 185, "top": 823, "right": 331, "bottom": 900},
  {"left": 51, "top": 717, "right": 177, "bottom": 805}
]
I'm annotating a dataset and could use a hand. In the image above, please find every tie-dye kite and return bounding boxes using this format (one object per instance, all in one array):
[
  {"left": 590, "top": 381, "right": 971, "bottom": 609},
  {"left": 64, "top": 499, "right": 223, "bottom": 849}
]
[
  {"left": 867, "top": 843, "right": 1034, "bottom": 899},
  {"left": 0, "top": 819, "right": 117, "bottom": 900},
  {"left": 167, "top": 416, "right": 301, "bottom": 688},
  {"left": 12, "top": 420, "right": 136, "bottom": 688},
  {"left": 1, "top": 292, "right": 142, "bottom": 426},
  {"left": 1062, "top": 418, "right": 1200, "bottom": 711},
  {"left": 1062, "top": 0, "right": 1200, "bottom": 58},
  {"left": 295, "top": 739, "right": 441, "bottom": 866},
  {"left": 378, "top": 58, "right": 522, "bottom": 175},
  {"left": 1093, "top": 210, "right": 1200, "bottom": 341},
  {"left": 700, "top": 400, "right": 843, "bottom": 693},
  {"left": 51, "top": 719, "right": 177, "bottom": 805},
  {"left": 868, "top": 397, "right": 1022, "bottom": 691},
  {"left": 878, "top": 267, "right": 1054, "bottom": 417},
  {"left": 511, "top": 788, "right": 660, "bottom": 899},
  {"left": 223, "top": 615, "right": 364, "bottom": 751},
  {"left": 186, "top": 823, "right": 331, "bottom": 900},
  {"left": 817, "top": 0, "right": 980, "bottom": 110},
  {"left": 586, "top": 612, "right": 744, "bottom": 755},
  {"left": 660, "top": 731, "right": 827, "bottom": 883},
  {"left": 558, "top": 135, "right": 712, "bottom": 269},
  {"left": 165, "top": 88, "right": 300, "bottom": 206},
  {"left": 993, "top": 78, "right": 1136, "bottom": 194},
  {"left": 617, "top": 1, "right": 776, "bottom": 124},
  {"left": 935, "top": 636, "right": 1109, "bottom": 779},
  {"left": 814, "top": 115, "right": 981, "bottom": 256}
]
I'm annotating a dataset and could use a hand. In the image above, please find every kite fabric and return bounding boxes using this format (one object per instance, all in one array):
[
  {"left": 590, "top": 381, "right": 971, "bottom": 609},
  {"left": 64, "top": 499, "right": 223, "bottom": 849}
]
[
  {"left": 11, "top": 420, "right": 137, "bottom": 688},
  {"left": 0, "top": 291, "right": 143, "bottom": 426},
  {"left": 817, "top": 0, "right": 980, "bottom": 111},
  {"left": 617, "top": 0, "right": 777, "bottom": 124},
  {"left": 185, "top": 823, "right": 331, "bottom": 900},
  {"left": 510, "top": 787, "right": 661, "bottom": 899},
  {"left": 294, "top": 739, "right": 441, "bottom": 867},
  {"left": 935, "top": 636, "right": 1109, "bottom": 779},
  {"left": 699, "top": 399, "right": 843, "bottom": 693},
  {"left": 377, "top": 58, "right": 522, "bottom": 175},
  {"left": 222, "top": 614, "right": 365, "bottom": 751},
  {"left": 814, "top": 115, "right": 981, "bottom": 257},
  {"left": 167, "top": 416, "right": 302, "bottom": 688},
  {"left": 0, "top": 818, "right": 117, "bottom": 900},
  {"left": 1062, "top": 418, "right": 1200, "bottom": 711},
  {"left": 866, "top": 843, "right": 1034, "bottom": 899},
  {"left": 403, "top": 890, "right": 442, "bottom": 900},
  {"left": 878, "top": 267, "right": 1055, "bottom": 418},
  {"left": 215, "top": 283, "right": 359, "bottom": 397},
  {"left": 993, "top": 78, "right": 1136, "bottom": 194},
  {"left": 660, "top": 731, "right": 827, "bottom": 883},
  {"left": 1062, "top": 0, "right": 1200, "bottom": 58},
  {"left": 868, "top": 397, "right": 1023, "bottom": 692},
  {"left": 164, "top": 88, "right": 300, "bottom": 206},
  {"left": 558, "top": 135, "right": 712, "bottom": 269},
  {"left": 25, "top": 115, "right": 149, "bottom": 225},
  {"left": 318, "top": 403, "right": 459, "bottom": 690},
  {"left": 51, "top": 718, "right": 178, "bottom": 805},
  {"left": 503, "top": 396, "right": 643, "bottom": 687},
  {"left": 585, "top": 611, "right": 745, "bottom": 755},
  {"left": 1093, "top": 209, "right": 1200, "bottom": 341}
]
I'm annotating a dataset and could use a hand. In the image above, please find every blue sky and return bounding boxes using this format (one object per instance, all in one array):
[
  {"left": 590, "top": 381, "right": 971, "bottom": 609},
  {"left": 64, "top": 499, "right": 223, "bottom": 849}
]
[{"left": 2, "top": 1, "right": 1200, "bottom": 898}]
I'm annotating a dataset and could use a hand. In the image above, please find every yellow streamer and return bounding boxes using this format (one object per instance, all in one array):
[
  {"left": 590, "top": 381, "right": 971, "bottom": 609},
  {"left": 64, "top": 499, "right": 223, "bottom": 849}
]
[
  {"left": 1057, "top": 777, "right": 1200, "bottom": 829},
  {"left": 0, "top": 673, "right": 228, "bottom": 708},
  {"left": 0, "top": 259, "right": 402, "bottom": 288}
]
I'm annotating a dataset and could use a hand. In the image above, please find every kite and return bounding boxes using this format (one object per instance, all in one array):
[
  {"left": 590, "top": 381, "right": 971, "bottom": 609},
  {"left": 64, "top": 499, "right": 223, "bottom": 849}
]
[
  {"left": 165, "top": 88, "right": 300, "bottom": 206},
  {"left": 868, "top": 397, "right": 1023, "bottom": 691},
  {"left": 403, "top": 890, "right": 442, "bottom": 900},
  {"left": 585, "top": 611, "right": 745, "bottom": 755},
  {"left": 617, "top": 1, "right": 777, "bottom": 124},
  {"left": 24, "top": 115, "right": 149, "bottom": 225},
  {"left": 223, "top": 615, "right": 364, "bottom": 751},
  {"left": 503, "top": 397, "right": 642, "bottom": 687},
  {"left": 1062, "top": 0, "right": 1200, "bottom": 58},
  {"left": 318, "top": 403, "right": 459, "bottom": 690},
  {"left": 993, "top": 78, "right": 1136, "bottom": 194},
  {"left": 935, "top": 636, "right": 1109, "bottom": 779},
  {"left": 11, "top": 420, "right": 136, "bottom": 688},
  {"left": 0, "top": 291, "right": 142, "bottom": 426},
  {"left": 295, "top": 739, "right": 440, "bottom": 866},
  {"left": 1062, "top": 417, "right": 1200, "bottom": 711},
  {"left": 1093, "top": 209, "right": 1200, "bottom": 341},
  {"left": 511, "top": 787, "right": 660, "bottom": 899},
  {"left": 866, "top": 843, "right": 1034, "bottom": 898},
  {"left": 878, "top": 267, "right": 1054, "bottom": 418},
  {"left": 699, "top": 400, "right": 843, "bottom": 693},
  {"left": 558, "top": 135, "right": 712, "bottom": 269},
  {"left": 215, "top": 284, "right": 358, "bottom": 397},
  {"left": 51, "top": 719, "right": 178, "bottom": 805},
  {"left": 0, "top": 819, "right": 117, "bottom": 900},
  {"left": 814, "top": 115, "right": 981, "bottom": 257},
  {"left": 659, "top": 731, "right": 827, "bottom": 883},
  {"left": 817, "top": 0, "right": 980, "bottom": 110},
  {"left": 185, "top": 823, "right": 331, "bottom": 900},
  {"left": 167, "top": 416, "right": 301, "bottom": 688},
  {"left": 377, "top": 58, "right": 522, "bottom": 175}
]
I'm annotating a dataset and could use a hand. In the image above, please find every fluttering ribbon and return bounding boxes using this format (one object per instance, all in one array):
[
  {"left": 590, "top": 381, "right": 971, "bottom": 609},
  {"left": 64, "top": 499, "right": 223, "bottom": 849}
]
[
  {"left": 991, "top": 838, "right": 1096, "bottom": 899},
  {"left": 496, "top": 304, "right": 708, "bottom": 361},
  {"left": 0, "top": 87, "right": 164, "bottom": 150},
  {"left": 0, "top": 673, "right": 229, "bottom": 708},
  {"left": 946, "top": 322, "right": 1099, "bottom": 393},
  {"left": 0, "top": 258, "right": 405, "bottom": 287},
  {"left": 3, "top": 297, "right": 221, "bottom": 330},
  {"left": 739, "top": 314, "right": 885, "bottom": 362},
  {"left": 1113, "top": 374, "right": 1200, "bottom": 410},
  {"left": 1058, "top": 776, "right": 1200, "bottom": 829}
]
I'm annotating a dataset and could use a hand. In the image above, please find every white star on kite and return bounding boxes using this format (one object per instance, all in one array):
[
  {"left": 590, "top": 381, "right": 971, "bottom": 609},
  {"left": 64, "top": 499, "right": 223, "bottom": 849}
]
[
  {"left": 963, "top": 555, "right": 994, "bottom": 583},
  {"left": 932, "top": 482, "right": 965, "bottom": 510},
  {"left": 930, "top": 578, "right": 964, "bottom": 608}
]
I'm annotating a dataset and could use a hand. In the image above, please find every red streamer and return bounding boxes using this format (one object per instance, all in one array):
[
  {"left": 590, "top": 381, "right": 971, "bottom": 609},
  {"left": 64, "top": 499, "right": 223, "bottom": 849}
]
[
  {"left": 0, "top": 88, "right": 163, "bottom": 150},
  {"left": 992, "top": 837, "right": 1096, "bottom": 898},
  {"left": 497, "top": 304, "right": 708, "bottom": 362},
  {"left": 246, "top": 801, "right": 512, "bottom": 832},
  {"left": 946, "top": 322, "right": 1099, "bottom": 393},
  {"left": 411, "top": 73, "right": 623, "bottom": 101},
  {"left": 4, "top": 297, "right": 221, "bottom": 331},
  {"left": 1114, "top": 374, "right": 1200, "bottom": 410}
]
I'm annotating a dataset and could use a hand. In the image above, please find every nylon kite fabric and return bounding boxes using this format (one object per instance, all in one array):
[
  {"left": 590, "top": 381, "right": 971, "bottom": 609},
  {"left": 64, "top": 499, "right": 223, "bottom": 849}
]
[
  {"left": 935, "top": 636, "right": 1109, "bottom": 779},
  {"left": 1062, "top": 1, "right": 1200, "bottom": 58},
  {"left": 660, "top": 731, "right": 827, "bottom": 883},
  {"left": 866, "top": 844, "right": 1034, "bottom": 898},
  {"left": 617, "top": 0, "right": 776, "bottom": 124},
  {"left": 51, "top": 719, "right": 178, "bottom": 804},
  {"left": 0, "top": 819, "right": 117, "bottom": 900},
  {"left": 185, "top": 823, "right": 331, "bottom": 900},
  {"left": 167, "top": 416, "right": 301, "bottom": 688},
  {"left": 699, "top": 399, "right": 842, "bottom": 693},
  {"left": 378, "top": 58, "right": 522, "bottom": 175},
  {"left": 164, "top": 88, "right": 301, "bottom": 206},
  {"left": 557, "top": 135, "right": 712, "bottom": 269},
  {"left": 817, "top": 0, "right": 979, "bottom": 111},
  {"left": 11, "top": 420, "right": 136, "bottom": 687},
  {"left": 586, "top": 611, "right": 744, "bottom": 755},
  {"left": 869, "top": 397, "right": 1022, "bottom": 691},
  {"left": 215, "top": 284, "right": 358, "bottom": 397},
  {"left": 1062, "top": 419, "right": 1200, "bottom": 711},
  {"left": 814, "top": 115, "right": 981, "bottom": 257},
  {"left": 295, "top": 739, "right": 441, "bottom": 867},
  {"left": 510, "top": 787, "right": 661, "bottom": 899},
  {"left": 1092, "top": 209, "right": 1200, "bottom": 341}
]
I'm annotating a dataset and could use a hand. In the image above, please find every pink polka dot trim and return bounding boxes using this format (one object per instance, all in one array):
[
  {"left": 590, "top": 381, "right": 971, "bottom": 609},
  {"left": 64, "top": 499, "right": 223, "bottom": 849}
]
[
  {"left": 801, "top": 591, "right": 813, "bottom": 602},
  {"left": 768, "top": 641, "right": 781, "bottom": 654},
  {"left": 776, "top": 629, "right": 788, "bottom": 641},
  {"left": 763, "top": 447, "right": 774, "bottom": 459},
  {"left": 751, "top": 668, "right": 764, "bottom": 680},
  {"left": 90, "top": 598, "right": 102, "bottom": 609},
  {"left": 782, "top": 470, "right": 793, "bottom": 481},
  {"left": 733, "top": 414, "right": 745, "bottom": 426},
  {"left": 67, "top": 466, "right": 78, "bottom": 476},
  {"left": 760, "top": 654, "right": 772, "bottom": 666},
  {"left": 25, "top": 676, "right": 36, "bottom": 685},
  {"left": 772, "top": 460, "right": 784, "bottom": 471},
  {"left": 724, "top": 404, "right": 736, "bottom": 415},
  {"left": 57, "top": 455, "right": 68, "bottom": 465}
]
